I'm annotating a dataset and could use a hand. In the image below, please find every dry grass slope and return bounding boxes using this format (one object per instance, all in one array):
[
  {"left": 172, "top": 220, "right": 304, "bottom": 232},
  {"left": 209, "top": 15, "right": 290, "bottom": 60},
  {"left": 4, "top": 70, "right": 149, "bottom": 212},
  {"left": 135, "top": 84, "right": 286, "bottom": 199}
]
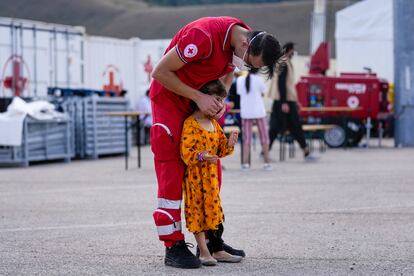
[{"left": 0, "top": 0, "right": 347, "bottom": 55}]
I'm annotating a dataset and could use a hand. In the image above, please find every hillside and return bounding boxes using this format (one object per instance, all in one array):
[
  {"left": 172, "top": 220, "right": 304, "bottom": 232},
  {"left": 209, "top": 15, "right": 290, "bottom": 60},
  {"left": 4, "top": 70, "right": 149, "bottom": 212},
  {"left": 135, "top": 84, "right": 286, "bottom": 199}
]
[{"left": 0, "top": 0, "right": 348, "bottom": 55}]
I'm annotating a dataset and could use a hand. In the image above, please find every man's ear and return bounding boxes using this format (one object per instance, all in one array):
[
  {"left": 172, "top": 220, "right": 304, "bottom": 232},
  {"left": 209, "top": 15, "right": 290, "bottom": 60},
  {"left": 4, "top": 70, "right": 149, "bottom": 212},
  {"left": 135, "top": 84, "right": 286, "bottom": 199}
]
[{"left": 241, "top": 39, "right": 249, "bottom": 49}]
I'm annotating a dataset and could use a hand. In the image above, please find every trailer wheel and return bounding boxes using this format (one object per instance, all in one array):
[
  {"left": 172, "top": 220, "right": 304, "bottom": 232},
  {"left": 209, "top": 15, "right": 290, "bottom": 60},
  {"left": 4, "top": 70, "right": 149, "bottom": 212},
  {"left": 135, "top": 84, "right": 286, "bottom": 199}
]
[{"left": 324, "top": 125, "right": 346, "bottom": 148}]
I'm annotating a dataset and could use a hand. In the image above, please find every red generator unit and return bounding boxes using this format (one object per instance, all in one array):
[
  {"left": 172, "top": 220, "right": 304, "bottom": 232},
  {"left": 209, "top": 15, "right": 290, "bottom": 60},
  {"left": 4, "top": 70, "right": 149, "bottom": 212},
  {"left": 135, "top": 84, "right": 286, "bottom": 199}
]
[{"left": 296, "top": 43, "right": 393, "bottom": 147}]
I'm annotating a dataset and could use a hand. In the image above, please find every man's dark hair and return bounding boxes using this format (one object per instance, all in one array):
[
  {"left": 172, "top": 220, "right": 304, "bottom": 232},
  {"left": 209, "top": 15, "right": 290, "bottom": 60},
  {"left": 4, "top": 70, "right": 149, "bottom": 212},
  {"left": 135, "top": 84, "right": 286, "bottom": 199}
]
[
  {"left": 283, "top": 42, "right": 295, "bottom": 52},
  {"left": 247, "top": 30, "right": 283, "bottom": 79}
]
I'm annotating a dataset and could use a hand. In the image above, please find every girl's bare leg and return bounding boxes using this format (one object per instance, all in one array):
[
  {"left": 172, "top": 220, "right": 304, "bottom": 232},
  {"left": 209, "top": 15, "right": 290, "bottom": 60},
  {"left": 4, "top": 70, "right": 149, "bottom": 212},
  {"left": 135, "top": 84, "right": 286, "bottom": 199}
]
[
  {"left": 194, "top": 232, "right": 213, "bottom": 259},
  {"left": 242, "top": 143, "right": 250, "bottom": 165}
]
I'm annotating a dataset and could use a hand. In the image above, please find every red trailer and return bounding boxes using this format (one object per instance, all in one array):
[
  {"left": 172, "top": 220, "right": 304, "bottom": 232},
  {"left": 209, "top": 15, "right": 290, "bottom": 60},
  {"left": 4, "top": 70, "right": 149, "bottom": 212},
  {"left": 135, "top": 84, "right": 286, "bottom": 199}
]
[{"left": 296, "top": 43, "right": 393, "bottom": 147}]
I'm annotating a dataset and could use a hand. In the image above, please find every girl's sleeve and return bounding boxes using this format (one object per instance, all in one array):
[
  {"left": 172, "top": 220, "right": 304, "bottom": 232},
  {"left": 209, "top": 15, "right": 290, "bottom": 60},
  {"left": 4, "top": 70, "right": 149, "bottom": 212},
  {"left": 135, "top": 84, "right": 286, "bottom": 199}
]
[
  {"left": 216, "top": 123, "right": 234, "bottom": 158},
  {"left": 180, "top": 121, "right": 201, "bottom": 166}
]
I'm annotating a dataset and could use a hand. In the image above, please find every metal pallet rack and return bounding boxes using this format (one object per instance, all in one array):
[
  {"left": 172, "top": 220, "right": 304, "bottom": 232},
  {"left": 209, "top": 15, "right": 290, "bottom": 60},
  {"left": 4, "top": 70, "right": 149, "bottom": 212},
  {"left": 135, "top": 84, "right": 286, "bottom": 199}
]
[{"left": 0, "top": 117, "right": 71, "bottom": 167}]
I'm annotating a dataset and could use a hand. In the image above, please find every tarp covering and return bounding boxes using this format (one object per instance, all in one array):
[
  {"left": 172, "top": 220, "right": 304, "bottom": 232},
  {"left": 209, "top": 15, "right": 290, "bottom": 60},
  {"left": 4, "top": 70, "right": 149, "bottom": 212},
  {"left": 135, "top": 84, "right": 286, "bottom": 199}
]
[
  {"left": 335, "top": 0, "right": 393, "bottom": 82},
  {"left": 0, "top": 98, "right": 67, "bottom": 146}
]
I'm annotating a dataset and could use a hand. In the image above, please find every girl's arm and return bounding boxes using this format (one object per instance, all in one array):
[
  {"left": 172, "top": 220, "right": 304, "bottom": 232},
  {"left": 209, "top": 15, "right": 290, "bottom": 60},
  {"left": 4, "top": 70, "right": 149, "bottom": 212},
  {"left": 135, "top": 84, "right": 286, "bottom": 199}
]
[
  {"left": 216, "top": 124, "right": 238, "bottom": 158},
  {"left": 181, "top": 121, "right": 219, "bottom": 165},
  {"left": 180, "top": 122, "right": 200, "bottom": 166}
]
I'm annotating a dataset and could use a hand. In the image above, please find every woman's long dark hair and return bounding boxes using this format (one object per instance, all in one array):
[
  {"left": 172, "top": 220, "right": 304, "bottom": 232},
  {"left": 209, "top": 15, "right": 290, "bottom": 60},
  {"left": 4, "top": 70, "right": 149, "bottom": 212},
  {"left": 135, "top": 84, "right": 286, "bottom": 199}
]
[{"left": 245, "top": 68, "right": 259, "bottom": 94}]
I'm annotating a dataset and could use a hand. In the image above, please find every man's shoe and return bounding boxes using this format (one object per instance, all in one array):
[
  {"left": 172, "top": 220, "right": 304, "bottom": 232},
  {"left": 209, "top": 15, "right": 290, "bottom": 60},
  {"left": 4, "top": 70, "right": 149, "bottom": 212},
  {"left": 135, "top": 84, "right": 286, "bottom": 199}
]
[
  {"left": 165, "top": 241, "right": 201, "bottom": 269},
  {"left": 222, "top": 243, "right": 246, "bottom": 257}
]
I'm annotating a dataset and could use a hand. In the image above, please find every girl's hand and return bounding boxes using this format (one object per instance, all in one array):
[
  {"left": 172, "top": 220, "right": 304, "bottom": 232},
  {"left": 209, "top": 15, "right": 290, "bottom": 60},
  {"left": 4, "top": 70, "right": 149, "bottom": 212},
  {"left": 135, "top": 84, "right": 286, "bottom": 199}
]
[
  {"left": 228, "top": 131, "right": 239, "bottom": 147},
  {"left": 202, "top": 150, "right": 218, "bottom": 164}
]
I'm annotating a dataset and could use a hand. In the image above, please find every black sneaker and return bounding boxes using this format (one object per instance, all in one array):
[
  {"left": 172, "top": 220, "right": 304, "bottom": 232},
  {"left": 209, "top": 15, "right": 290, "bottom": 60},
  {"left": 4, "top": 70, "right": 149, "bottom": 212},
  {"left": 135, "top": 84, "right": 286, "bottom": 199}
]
[
  {"left": 165, "top": 241, "right": 201, "bottom": 269},
  {"left": 196, "top": 242, "right": 246, "bottom": 258},
  {"left": 222, "top": 243, "right": 246, "bottom": 257}
]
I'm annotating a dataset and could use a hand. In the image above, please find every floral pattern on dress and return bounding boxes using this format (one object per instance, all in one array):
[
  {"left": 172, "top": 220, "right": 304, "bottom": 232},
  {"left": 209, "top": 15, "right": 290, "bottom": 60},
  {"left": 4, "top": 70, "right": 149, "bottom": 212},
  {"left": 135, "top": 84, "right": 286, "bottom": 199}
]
[{"left": 180, "top": 116, "right": 234, "bottom": 233}]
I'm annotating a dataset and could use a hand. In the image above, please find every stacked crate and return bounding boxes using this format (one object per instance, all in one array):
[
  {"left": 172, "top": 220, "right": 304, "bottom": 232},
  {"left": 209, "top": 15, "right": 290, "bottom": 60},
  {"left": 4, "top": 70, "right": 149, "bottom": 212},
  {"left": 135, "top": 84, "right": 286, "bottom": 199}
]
[
  {"left": 0, "top": 117, "right": 71, "bottom": 167},
  {"left": 83, "top": 96, "right": 130, "bottom": 159},
  {"left": 57, "top": 95, "right": 130, "bottom": 159},
  {"left": 60, "top": 97, "right": 85, "bottom": 158}
]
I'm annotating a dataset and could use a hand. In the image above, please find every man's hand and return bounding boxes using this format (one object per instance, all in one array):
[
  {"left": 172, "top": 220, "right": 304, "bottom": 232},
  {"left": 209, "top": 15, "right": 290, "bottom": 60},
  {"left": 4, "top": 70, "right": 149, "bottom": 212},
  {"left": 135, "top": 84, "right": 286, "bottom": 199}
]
[
  {"left": 228, "top": 131, "right": 239, "bottom": 147},
  {"left": 195, "top": 93, "right": 223, "bottom": 117},
  {"left": 281, "top": 103, "right": 290, "bottom": 113},
  {"left": 212, "top": 105, "right": 226, "bottom": 120}
]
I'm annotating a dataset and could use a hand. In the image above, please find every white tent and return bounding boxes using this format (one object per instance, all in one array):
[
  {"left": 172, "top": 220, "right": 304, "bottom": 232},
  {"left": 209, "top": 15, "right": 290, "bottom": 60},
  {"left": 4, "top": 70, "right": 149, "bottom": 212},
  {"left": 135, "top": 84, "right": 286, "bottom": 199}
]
[{"left": 335, "top": 0, "right": 393, "bottom": 82}]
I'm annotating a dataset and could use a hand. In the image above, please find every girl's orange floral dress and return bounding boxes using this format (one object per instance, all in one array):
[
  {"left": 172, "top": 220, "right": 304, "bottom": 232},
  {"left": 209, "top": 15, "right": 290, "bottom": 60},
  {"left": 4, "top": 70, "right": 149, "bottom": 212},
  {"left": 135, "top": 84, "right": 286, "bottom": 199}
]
[{"left": 180, "top": 115, "right": 234, "bottom": 234}]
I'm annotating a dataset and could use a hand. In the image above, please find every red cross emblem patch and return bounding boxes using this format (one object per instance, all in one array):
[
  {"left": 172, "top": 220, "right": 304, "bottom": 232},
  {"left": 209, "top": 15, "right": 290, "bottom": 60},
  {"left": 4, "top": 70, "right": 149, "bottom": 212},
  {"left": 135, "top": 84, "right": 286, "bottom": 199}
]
[{"left": 184, "top": 44, "right": 198, "bottom": 58}]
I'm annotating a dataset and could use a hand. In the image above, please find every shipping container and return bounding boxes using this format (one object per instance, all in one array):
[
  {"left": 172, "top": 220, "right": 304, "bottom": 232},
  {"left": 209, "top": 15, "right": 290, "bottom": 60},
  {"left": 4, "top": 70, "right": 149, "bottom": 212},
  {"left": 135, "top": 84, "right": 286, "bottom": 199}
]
[
  {"left": 84, "top": 36, "right": 170, "bottom": 109},
  {"left": 0, "top": 17, "right": 85, "bottom": 98},
  {"left": 0, "top": 16, "right": 172, "bottom": 108},
  {"left": 84, "top": 36, "right": 138, "bottom": 102}
]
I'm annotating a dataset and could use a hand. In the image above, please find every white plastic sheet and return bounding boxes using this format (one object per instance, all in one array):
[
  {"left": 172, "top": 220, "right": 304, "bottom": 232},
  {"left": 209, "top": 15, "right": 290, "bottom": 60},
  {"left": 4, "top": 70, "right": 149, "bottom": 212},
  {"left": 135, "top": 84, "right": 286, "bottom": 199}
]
[{"left": 0, "top": 97, "right": 67, "bottom": 146}]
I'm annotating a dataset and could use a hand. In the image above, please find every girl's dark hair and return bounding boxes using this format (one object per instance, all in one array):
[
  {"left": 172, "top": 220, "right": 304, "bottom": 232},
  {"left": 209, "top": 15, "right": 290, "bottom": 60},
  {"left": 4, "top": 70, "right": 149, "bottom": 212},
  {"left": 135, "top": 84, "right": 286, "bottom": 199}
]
[
  {"left": 245, "top": 68, "right": 259, "bottom": 94},
  {"left": 199, "top": 80, "right": 227, "bottom": 98},
  {"left": 191, "top": 80, "right": 227, "bottom": 111},
  {"left": 247, "top": 30, "right": 283, "bottom": 79}
]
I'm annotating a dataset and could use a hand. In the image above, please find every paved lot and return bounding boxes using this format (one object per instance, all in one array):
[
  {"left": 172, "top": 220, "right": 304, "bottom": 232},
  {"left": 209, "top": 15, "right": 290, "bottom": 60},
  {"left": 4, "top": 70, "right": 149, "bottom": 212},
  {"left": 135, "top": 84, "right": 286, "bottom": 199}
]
[{"left": 1, "top": 140, "right": 414, "bottom": 275}]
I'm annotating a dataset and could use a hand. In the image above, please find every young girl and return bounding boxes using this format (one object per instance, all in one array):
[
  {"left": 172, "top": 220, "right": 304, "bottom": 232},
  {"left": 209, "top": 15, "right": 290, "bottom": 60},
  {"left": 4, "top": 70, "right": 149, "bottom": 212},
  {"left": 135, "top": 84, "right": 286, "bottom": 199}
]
[
  {"left": 180, "top": 80, "right": 241, "bottom": 266},
  {"left": 236, "top": 68, "right": 272, "bottom": 170}
]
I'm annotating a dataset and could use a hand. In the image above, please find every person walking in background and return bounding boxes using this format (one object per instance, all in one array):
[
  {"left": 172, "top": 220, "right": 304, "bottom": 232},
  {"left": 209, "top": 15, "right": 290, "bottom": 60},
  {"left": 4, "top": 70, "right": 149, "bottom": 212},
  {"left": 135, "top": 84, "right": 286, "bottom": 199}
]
[
  {"left": 150, "top": 16, "right": 283, "bottom": 269},
  {"left": 268, "top": 42, "right": 317, "bottom": 161},
  {"left": 181, "top": 80, "right": 241, "bottom": 266},
  {"left": 136, "top": 89, "right": 152, "bottom": 144},
  {"left": 237, "top": 68, "right": 272, "bottom": 171},
  {"left": 226, "top": 70, "right": 243, "bottom": 128}
]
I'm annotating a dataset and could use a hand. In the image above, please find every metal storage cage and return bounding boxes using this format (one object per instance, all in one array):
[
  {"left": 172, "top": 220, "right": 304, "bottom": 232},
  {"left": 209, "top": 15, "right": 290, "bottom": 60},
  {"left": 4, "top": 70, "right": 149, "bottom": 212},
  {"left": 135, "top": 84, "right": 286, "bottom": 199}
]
[
  {"left": 54, "top": 95, "right": 130, "bottom": 159},
  {"left": 83, "top": 96, "right": 131, "bottom": 159},
  {"left": 0, "top": 117, "right": 71, "bottom": 167}
]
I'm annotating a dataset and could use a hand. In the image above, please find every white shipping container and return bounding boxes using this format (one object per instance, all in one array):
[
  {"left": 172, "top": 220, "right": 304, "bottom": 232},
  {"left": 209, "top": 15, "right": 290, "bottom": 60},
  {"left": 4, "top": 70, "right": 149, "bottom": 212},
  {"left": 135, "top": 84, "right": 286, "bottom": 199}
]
[
  {"left": 85, "top": 36, "right": 171, "bottom": 108},
  {"left": 0, "top": 16, "right": 175, "bottom": 107},
  {"left": 0, "top": 17, "right": 85, "bottom": 97},
  {"left": 84, "top": 36, "right": 138, "bottom": 104}
]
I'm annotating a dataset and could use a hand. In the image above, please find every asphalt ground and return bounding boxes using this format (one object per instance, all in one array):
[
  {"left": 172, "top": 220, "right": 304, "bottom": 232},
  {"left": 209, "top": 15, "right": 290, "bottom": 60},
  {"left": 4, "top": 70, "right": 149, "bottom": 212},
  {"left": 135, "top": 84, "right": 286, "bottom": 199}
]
[{"left": 1, "top": 139, "right": 414, "bottom": 275}]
